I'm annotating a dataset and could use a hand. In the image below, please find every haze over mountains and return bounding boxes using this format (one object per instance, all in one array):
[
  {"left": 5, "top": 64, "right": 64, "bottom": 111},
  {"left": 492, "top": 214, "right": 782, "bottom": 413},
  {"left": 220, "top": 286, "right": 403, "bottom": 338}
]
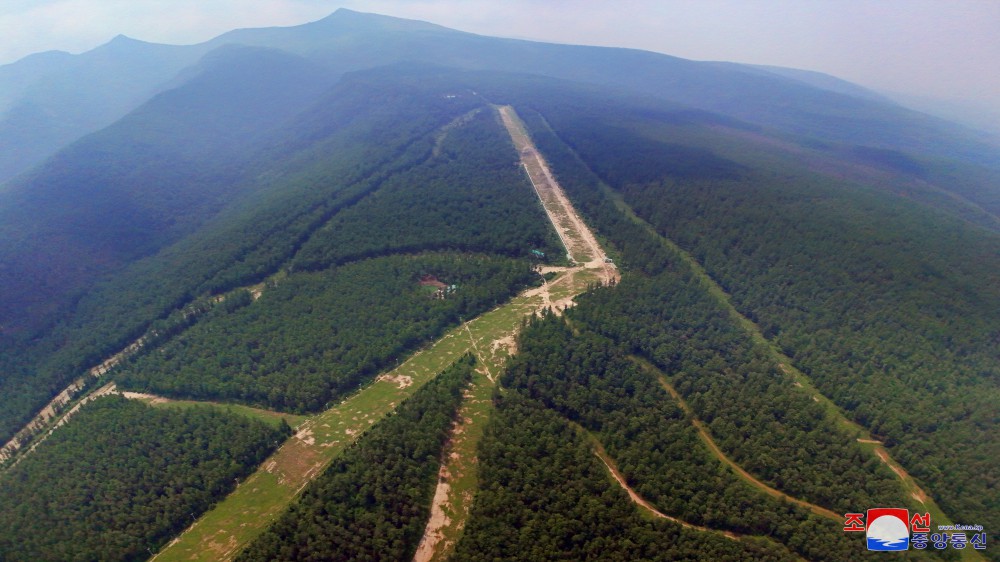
[
  {"left": 0, "top": 8, "right": 997, "bottom": 562},
  {"left": 2, "top": 8, "right": 998, "bottom": 337},
  {"left": 3, "top": 8, "right": 999, "bottom": 187}
]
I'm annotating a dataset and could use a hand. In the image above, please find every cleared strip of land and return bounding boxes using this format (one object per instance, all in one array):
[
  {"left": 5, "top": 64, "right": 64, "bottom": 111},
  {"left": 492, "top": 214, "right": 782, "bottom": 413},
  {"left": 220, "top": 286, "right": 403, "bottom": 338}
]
[
  {"left": 157, "top": 106, "right": 618, "bottom": 558},
  {"left": 497, "top": 105, "right": 619, "bottom": 285},
  {"left": 412, "top": 356, "right": 495, "bottom": 562},
  {"left": 595, "top": 181, "right": 984, "bottom": 561},
  {"left": 632, "top": 357, "right": 840, "bottom": 521},
  {"left": 412, "top": 105, "right": 619, "bottom": 562}
]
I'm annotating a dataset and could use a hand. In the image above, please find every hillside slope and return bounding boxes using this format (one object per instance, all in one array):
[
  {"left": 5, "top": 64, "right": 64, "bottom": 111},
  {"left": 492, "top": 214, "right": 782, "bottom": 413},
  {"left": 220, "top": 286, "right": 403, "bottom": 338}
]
[
  {"left": 4, "top": 8, "right": 996, "bottom": 187},
  {"left": 0, "top": 14, "right": 997, "bottom": 562}
]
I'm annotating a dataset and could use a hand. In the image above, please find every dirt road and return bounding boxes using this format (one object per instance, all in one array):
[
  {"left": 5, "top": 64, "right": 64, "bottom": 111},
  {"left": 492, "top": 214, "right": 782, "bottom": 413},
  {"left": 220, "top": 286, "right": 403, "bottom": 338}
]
[
  {"left": 633, "top": 357, "right": 841, "bottom": 522},
  {"left": 497, "top": 105, "right": 618, "bottom": 286}
]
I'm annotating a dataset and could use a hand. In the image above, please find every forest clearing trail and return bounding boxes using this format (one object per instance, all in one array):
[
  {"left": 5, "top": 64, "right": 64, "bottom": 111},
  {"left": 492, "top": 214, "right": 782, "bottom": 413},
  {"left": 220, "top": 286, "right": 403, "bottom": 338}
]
[
  {"left": 578, "top": 423, "right": 806, "bottom": 561},
  {"left": 497, "top": 105, "right": 619, "bottom": 286},
  {"left": 0, "top": 283, "right": 268, "bottom": 468},
  {"left": 633, "top": 357, "right": 841, "bottom": 521},
  {"left": 595, "top": 181, "right": 969, "bottom": 536},
  {"left": 411, "top": 106, "right": 620, "bottom": 562}
]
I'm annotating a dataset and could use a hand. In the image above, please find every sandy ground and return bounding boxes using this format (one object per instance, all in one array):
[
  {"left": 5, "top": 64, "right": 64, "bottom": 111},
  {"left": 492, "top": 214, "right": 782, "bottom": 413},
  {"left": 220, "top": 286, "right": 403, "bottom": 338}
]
[
  {"left": 1, "top": 279, "right": 276, "bottom": 467},
  {"left": 591, "top": 438, "right": 739, "bottom": 541},
  {"left": 412, "top": 453, "right": 456, "bottom": 562},
  {"left": 497, "top": 105, "right": 618, "bottom": 288}
]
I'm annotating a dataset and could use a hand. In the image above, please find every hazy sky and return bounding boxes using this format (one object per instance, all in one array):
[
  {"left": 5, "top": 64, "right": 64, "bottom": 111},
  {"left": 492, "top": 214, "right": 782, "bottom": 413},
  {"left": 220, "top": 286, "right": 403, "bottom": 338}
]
[{"left": 3, "top": 0, "right": 999, "bottom": 122}]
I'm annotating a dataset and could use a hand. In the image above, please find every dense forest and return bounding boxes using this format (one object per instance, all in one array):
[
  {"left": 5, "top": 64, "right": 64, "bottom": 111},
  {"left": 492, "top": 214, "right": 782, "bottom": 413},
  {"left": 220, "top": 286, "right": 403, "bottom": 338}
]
[
  {"left": 0, "top": 70, "right": 484, "bottom": 445},
  {"left": 237, "top": 355, "right": 473, "bottom": 561},
  {"left": 292, "top": 107, "right": 563, "bottom": 270},
  {"left": 531, "top": 110, "right": 1000, "bottom": 538},
  {"left": 118, "top": 253, "right": 535, "bottom": 412},
  {"left": 0, "top": 71, "right": 569, "bottom": 447},
  {"left": 566, "top": 273, "right": 906, "bottom": 513},
  {"left": 453, "top": 390, "right": 803, "bottom": 561},
  {"left": 0, "top": 396, "right": 288, "bottom": 562},
  {"left": 0, "top": 48, "right": 996, "bottom": 562},
  {"left": 487, "top": 313, "right": 940, "bottom": 561}
]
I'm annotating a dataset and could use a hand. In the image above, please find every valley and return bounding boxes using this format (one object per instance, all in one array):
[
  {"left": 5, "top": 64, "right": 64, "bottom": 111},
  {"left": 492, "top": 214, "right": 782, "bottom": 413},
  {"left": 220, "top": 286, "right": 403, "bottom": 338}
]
[
  {"left": 0, "top": 9, "right": 997, "bottom": 562},
  {"left": 154, "top": 104, "right": 616, "bottom": 561}
]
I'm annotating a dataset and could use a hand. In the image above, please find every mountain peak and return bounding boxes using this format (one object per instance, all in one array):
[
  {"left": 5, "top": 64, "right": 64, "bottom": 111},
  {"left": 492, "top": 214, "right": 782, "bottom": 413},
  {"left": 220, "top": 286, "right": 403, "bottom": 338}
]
[
  {"left": 312, "top": 8, "right": 454, "bottom": 33},
  {"left": 109, "top": 34, "right": 139, "bottom": 45},
  {"left": 94, "top": 34, "right": 155, "bottom": 53}
]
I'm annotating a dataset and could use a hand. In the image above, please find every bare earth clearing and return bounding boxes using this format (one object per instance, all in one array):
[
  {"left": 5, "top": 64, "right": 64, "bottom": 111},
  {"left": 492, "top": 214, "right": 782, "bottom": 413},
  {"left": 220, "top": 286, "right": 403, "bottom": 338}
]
[
  {"left": 155, "top": 121, "right": 617, "bottom": 558},
  {"left": 413, "top": 105, "right": 619, "bottom": 561},
  {"left": 633, "top": 358, "right": 841, "bottom": 521},
  {"left": 0, "top": 284, "right": 267, "bottom": 467}
]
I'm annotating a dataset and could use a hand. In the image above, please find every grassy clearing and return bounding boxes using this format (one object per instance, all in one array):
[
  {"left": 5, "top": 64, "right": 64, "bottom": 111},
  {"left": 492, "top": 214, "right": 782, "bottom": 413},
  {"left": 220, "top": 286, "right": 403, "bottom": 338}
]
[
  {"left": 152, "top": 281, "right": 564, "bottom": 562},
  {"left": 137, "top": 398, "right": 308, "bottom": 430}
]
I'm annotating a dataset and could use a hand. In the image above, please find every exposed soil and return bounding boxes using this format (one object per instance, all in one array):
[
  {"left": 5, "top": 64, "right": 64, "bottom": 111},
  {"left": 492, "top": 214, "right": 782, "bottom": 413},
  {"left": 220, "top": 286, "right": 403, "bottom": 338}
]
[
  {"left": 412, "top": 456, "right": 456, "bottom": 562},
  {"left": 639, "top": 359, "right": 841, "bottom": 522},
  {"left": 497, "top": 105, "right": 618, "bottom": 288},
  {"left": 377, "top": 373, "right": 414, "bottom": 389},
  {"left": 589, "top": 433, "right": 739, "bottom": 541},
  {"left": 875, "top": 448, "right": 928, "bottom": 504},
  {"left": 119, "top": 390, "right": 172, "bottom": 405}
]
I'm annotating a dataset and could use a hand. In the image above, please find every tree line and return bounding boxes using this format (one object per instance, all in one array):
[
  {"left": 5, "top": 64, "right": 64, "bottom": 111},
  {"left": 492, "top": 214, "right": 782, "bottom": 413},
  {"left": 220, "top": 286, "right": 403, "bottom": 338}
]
[
  {"left": 237, "top": 355, "right": 473, "bottom": 561},
  {"left": 0, "top": 396, "right": 289, "bottom": 562}
]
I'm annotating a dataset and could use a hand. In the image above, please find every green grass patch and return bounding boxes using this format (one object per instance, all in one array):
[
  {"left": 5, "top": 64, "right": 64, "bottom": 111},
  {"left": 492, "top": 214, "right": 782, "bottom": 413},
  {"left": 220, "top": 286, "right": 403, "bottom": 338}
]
[
  {"left": 143, "top": 399, "right": 308, "bottom": 430},
  {"left": 153, "top": 275, "right": 564, "bottom": 562}
]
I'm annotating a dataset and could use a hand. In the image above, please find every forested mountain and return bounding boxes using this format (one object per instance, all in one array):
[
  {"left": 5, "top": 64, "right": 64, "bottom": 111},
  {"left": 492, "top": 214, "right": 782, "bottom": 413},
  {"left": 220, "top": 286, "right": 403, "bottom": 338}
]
[
  {"left": 521, "top": 101, "right": 1000, "bottom": 537},
  {"left": 0, "top": 46, "right": 334, "bottom": 336},
  {"left": 4, "top": 8, "right": 996, "bottom": 187},
  {"left": 0, "top": 9, "right": 997, "bottom": 562},
  {"left": 0, "top": 397, "right": 288, "bottom": 561},
  {"left": 0, "top": 36, "right": 213, "bottom": 183}
]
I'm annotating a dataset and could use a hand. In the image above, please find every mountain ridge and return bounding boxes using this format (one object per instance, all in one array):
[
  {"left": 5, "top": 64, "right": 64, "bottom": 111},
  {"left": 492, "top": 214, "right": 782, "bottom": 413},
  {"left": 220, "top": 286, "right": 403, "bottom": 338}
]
[{"left": 3, "top": 8, "right": 997, "bottom": 186}]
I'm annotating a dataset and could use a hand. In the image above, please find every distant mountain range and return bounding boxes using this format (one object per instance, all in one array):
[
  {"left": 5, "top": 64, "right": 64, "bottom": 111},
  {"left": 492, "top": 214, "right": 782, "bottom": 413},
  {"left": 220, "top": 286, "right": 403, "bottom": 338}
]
[
  {"left": 2, "top": 8, "right": 997, "bottom": 186},
  {"left": 0, "top": 12, "right": 998, "bottom": 560}
]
